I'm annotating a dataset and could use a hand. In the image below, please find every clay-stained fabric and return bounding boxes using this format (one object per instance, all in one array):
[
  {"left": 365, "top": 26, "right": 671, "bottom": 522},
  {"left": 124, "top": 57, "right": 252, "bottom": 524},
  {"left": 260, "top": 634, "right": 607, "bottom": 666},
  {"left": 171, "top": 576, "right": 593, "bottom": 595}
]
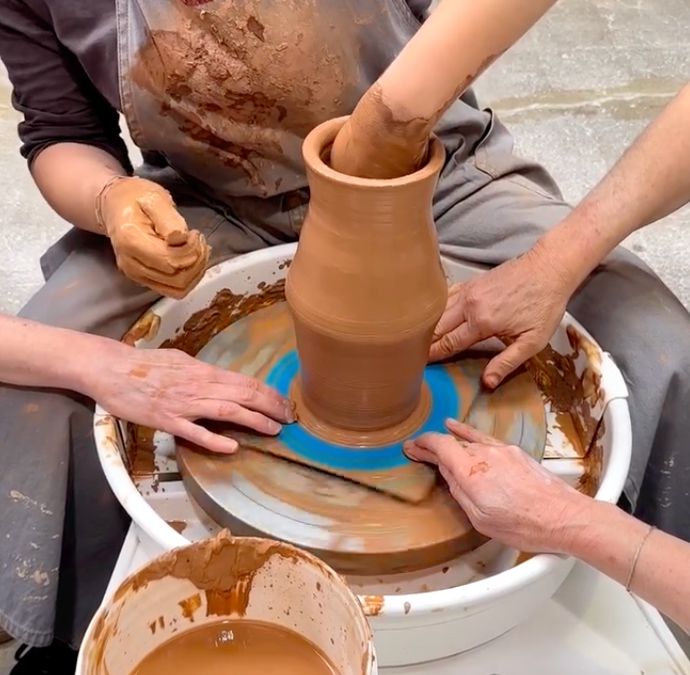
[{"left": 116, "top": 0, "right": 494, "bottom": 211}]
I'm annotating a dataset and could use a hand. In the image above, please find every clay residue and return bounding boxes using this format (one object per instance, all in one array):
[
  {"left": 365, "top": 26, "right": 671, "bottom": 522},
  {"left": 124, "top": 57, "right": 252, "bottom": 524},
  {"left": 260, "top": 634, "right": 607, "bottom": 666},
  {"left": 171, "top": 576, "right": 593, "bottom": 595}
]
[
  {"left": 114, "top": 530, "right": 296, "bottom": 619},
  {"left": 178, "top": 593, "right": 201, "bottom": 621},
  {"left": 523, "top": 324, "right": 604, "bottom": 458},
  {"left": 360, "top": 595, "right": 384, "bottom": 617},
  {"left": 514, "top": 551, "right": 536, "bottom": 567},
  {"left": 122, "top": 310, "right": 161, "bottom": 346},
  {"left": 129, "top": 0, "right": 359, "bottom": 195},
  {"left": 166, "top": 520, "right": 188, "bottom": 534},
  {"left": 161, "top": 280, "right": 285, "bottom": 356},
  {"left": 577, "top": 418, "right": 605, "bottom": 497},
  {"left": 126, "top": 424, "right": 157, "bottom": 478}
]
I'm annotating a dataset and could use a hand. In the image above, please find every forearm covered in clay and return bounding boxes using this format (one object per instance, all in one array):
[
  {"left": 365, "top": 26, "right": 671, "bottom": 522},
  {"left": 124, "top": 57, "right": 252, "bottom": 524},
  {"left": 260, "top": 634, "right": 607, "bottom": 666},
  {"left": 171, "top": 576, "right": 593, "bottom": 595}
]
[
  {"left": 330, "top": 0, "right": 560, "bottom": 179},
  {"left": 31, "top": 142, "right": 127, "bottom": 235},
  {"left": 0, "top": 313, "right": 118, "bottom": 394},
  {"left": 566, "top": 500, "right": 690, "bottom": 634},
  {"left": 534, "top": 83, "right": 690, "bottom": 294}
]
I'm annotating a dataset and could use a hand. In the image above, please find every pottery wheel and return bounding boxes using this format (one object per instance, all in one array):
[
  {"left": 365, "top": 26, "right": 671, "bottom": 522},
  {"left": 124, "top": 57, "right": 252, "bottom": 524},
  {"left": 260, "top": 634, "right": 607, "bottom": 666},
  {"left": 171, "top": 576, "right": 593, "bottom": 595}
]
[{"left": 176, "top": 301, "right": 547, "bottom": 575}]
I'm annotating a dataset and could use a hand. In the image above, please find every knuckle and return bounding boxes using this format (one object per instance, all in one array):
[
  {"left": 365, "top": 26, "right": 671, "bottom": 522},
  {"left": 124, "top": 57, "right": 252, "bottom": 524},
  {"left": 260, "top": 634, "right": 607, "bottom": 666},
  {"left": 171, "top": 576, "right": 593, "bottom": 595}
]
[
  {"left": 217, "top": 401, "right": 241, "bottom": 419},
  {"left": 464, "top": 286, "right": 482, "bottom": 310},
  {"left": 234, "top": 386, "right": 259, "bottom": 405},
  {"left": 438, "top": 332, "right": 460, "bottom": 355}
]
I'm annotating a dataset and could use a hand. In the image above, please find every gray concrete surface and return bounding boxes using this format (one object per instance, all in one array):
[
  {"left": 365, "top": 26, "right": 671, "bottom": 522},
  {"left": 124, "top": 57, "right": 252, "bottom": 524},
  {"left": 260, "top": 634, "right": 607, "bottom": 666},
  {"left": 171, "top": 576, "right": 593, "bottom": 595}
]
[{"left": 1, "top": 0, "right": 689, "bottom": 671}]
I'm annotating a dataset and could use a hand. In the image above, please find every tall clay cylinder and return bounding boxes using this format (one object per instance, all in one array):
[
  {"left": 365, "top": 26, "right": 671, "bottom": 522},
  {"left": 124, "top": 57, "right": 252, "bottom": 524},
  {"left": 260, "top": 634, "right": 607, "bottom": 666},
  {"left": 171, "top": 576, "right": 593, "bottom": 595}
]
[{"left": 286, "top": 116, "right": 448, "bottom": 433}]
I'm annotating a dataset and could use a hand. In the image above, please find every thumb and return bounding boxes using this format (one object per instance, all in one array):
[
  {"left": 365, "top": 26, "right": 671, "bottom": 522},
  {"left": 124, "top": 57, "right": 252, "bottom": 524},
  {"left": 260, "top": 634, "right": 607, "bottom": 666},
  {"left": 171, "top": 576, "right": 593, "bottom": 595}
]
[
  {"left": 483, "top": 338, "right": 537, "bottom": 389},
  {"left": 137, "top": 187, "right": 190, "bottom": 246}
]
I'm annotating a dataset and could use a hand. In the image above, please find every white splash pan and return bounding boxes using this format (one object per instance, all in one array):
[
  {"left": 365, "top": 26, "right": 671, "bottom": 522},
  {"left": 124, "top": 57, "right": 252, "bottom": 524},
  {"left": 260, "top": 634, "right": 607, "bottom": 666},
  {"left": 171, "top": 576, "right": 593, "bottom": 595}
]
[{"left": 94, "top": 243, "right": 631, "bottom": 667}]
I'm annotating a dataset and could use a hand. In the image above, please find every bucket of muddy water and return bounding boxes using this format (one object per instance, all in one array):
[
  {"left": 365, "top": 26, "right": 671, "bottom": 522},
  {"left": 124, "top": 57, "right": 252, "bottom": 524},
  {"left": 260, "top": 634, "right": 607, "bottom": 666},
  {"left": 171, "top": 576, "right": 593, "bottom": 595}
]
[{"left": 77, "top": 531, "right": 376, "bottom": 675}]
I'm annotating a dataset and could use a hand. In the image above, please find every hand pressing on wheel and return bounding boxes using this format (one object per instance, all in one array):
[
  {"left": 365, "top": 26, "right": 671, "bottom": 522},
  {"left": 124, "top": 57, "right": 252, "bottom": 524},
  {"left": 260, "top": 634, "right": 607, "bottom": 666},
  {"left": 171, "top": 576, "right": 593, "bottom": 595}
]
[
  {"left": 97, "top": 176, "right": 211, "bottom": 299},
  {"left": 429, "top": 245, "right": 574, "bottom": 389},
  {"left": 86, "top": 343, "right": 296, "bottom": 454},
  {"left": 403, "top": 419, "right": 592, "bottom": 554}
]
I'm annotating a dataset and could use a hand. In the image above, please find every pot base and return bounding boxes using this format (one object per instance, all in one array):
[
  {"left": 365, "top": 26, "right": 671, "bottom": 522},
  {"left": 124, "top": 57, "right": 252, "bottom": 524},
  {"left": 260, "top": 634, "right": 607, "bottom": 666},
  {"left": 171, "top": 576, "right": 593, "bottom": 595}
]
[{"left": 176, "top": 300, "right": 547, "bottom": 575}]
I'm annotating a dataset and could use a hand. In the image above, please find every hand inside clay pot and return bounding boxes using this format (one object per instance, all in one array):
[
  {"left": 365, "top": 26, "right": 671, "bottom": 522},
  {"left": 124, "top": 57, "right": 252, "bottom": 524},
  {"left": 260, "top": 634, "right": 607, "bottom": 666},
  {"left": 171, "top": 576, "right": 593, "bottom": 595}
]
[{"left": 330, "top": 0, "right": 562, "bottom": 178}]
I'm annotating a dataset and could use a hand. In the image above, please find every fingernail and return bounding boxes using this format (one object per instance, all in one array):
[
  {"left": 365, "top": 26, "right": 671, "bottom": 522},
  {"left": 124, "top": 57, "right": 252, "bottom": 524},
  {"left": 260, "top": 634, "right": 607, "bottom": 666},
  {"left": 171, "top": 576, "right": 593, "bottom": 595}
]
[
  {"left": 268, "top": 420, "right": 282, "bottom": 435},
  {"left": 485, "top": 374, "right": 499, "bottom": 389},
  {"left": 283, "top": 400, "right": 297, "bottom": 423}
]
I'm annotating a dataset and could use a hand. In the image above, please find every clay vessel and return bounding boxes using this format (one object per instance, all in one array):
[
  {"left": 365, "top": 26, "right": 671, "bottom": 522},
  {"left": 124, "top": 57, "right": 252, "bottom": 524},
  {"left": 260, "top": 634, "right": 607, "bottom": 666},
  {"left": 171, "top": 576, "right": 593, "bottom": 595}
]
[{"left": 286, "top": 116, "right": 447, "bottom": 436}]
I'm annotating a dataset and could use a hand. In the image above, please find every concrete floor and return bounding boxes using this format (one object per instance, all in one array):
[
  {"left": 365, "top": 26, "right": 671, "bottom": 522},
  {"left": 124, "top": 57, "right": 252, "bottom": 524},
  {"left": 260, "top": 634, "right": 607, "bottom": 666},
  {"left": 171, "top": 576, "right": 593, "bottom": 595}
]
[{"left": 1, "top": 0, "right": 690, "bottom": 671}]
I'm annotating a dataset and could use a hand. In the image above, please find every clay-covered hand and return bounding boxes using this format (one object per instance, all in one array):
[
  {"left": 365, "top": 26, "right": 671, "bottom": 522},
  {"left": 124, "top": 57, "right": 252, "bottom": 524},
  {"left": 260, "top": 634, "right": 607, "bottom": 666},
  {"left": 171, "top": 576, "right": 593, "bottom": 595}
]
[
  {"left": 88, "top": 345, "right": 296, "bottom": 454},
  {"left": 97, "top": 176, "right": 211, "bottom": 299},
  {"left": 404, "top": 419, "right": 589, "bottom": 553},
  {"left": 429, "top": 246, "right": 572, "bottom": 388},
  {"left": 329, "top": 87, "right": 430, "bottom": 180}
]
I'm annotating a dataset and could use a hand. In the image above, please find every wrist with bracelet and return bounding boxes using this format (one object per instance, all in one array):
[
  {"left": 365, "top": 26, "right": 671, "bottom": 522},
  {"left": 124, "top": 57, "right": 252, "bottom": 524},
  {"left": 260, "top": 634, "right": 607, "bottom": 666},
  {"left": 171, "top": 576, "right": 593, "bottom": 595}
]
[
  {"left": 95, "top": 174, "right": 128, "bottom": 235},
  {"left": 626, "top": 523, "right": 655, "bottom": 592}
]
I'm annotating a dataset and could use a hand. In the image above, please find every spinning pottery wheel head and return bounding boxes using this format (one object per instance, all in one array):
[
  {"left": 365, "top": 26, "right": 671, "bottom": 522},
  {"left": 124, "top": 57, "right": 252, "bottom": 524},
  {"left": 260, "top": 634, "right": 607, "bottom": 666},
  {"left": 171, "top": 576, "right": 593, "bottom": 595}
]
[{"left": 177, "top": 301, "right": 548, "bottom": 575}]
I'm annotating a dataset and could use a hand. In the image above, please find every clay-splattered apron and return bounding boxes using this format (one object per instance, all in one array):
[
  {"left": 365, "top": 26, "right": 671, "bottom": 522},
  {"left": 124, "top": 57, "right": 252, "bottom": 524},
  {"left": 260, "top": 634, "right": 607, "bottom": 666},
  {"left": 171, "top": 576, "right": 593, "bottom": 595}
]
[{"left": 115, "top": 0, "right": 493, "bottom": 230}]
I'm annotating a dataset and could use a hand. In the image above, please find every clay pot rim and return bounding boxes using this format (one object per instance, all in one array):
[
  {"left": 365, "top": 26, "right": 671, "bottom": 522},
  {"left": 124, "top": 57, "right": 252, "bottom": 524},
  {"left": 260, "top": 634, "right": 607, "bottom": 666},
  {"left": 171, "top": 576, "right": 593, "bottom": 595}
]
[{"left": 303, "top": 115, "right": 445, "bottom": 188}]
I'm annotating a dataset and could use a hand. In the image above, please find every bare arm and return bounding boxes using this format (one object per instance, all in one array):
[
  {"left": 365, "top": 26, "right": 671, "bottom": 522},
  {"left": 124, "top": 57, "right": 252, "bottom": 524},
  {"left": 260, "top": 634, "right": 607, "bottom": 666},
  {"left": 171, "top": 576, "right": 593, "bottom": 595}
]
[
  {"left": 0, "top": 313, "right": 103, "bottom": 392},
  {"left": 31, "top": 144, "right": 125, "bottom": 235},
  {"left": 568, "top": 501, "right": 690, "bottom": 633},
  {"left": 331, "top": 0, "right": 560, "bottom": 178},
  {"left": 0, "top": 313, "right": 295, "bottom": 454},
  {"left": 537, "top": 83, "right": 690, "bottom": 293},
  {"left": 0, "top": 0, "right": 132, "bottom": 235}
]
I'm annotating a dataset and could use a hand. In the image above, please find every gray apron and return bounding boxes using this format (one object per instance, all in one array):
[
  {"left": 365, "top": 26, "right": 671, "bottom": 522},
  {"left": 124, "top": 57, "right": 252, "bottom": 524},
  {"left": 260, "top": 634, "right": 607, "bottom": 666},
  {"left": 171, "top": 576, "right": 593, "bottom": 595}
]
[{"left": 115, "top": 0, "right": 492, "bottom": 231}]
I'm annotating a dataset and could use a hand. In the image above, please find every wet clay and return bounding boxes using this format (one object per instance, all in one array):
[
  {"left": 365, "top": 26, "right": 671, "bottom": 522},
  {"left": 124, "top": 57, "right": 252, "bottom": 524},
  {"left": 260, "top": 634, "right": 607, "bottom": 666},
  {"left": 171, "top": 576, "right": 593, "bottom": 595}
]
[
  {"left": 286, "top": 117, "right": 448, "bottom": 440},
  {"left": 191, "top": 300, "right": 438, "bottom": 503},
  {"left": 98, "top": 177, "right": 210, "bottom": 299},
  {"left": 113, "top": 530, "right": 297, "bottom": 616},
  {"left": 524, "top": 326, "right": 604, "bottom": 456},
  {"left": 130, "top": 620, "right": 338, "bottom": 675}
]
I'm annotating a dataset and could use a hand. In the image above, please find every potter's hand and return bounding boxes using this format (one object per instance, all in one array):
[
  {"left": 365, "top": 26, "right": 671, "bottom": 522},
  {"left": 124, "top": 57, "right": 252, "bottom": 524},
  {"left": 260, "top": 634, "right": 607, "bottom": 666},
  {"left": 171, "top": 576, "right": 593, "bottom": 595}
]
[
  {"left": 330, "top": 89, "right": 429, "bottom": 179},
  {"left": 404, "top": 419, "right": 587, "bottom": 553},
  {"left": 429, "top": 246, "right": 572, "bottom": 388},
  {"left": 89, "top": 345, "right": 296, "bottom": 454},
  {"left": 97, "top": 176, "right": 210, "bottom": 299}
]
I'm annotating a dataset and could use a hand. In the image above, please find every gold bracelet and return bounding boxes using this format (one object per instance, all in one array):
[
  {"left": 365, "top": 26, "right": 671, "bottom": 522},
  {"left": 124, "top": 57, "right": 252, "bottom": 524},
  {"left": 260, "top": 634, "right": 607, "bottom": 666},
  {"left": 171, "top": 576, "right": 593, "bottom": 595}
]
[
  {"left": 626, "top": 524, "right": 655, "bottom": 592},
  {"left": 95, "top": 174, "right": 128, "bottom": 233}
]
